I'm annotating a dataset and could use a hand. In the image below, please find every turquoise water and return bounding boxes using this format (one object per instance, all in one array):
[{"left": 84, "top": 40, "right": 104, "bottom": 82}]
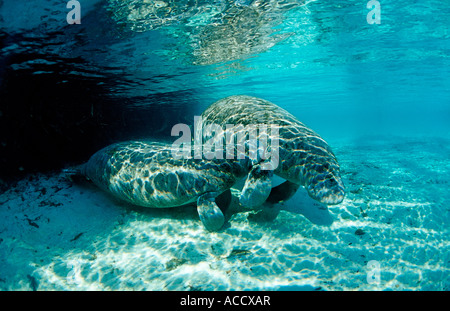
[
  {"left": 0, "top": 0, "right": 449, "bottom": 291},
  {"left": 101, "top": 0, "right": 450, "bottom": 139}
]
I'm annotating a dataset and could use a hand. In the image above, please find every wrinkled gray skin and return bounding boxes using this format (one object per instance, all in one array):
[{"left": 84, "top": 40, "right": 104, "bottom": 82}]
[
  {"left": 198, "top": 95, "right": 345, "bottom": 206},
  {"left": 77, "top": 141, "right": 251, "bottom": 231}
]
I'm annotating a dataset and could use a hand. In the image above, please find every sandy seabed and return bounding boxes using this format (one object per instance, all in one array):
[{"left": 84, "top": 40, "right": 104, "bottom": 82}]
[{"left": 0, "top": 135, "right": 449, "bottom": 291}]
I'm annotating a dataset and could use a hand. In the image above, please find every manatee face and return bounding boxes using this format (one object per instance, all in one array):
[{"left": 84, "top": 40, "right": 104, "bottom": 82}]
[
  {"left": 278, "top": 147, "right": 345, "bottom": 205},
  {"left": 305, "top": 155, "right": 345, "bottom": 205},
  {"left": 306, "top": 170, "right": 345, "bottom": 205}
]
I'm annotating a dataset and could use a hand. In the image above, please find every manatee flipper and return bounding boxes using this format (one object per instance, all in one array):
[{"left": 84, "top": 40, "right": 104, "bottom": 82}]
[
  {"left": 248, "top": 181, "right": 300, "bottom": 223},
  {"left": 239, "top": 163, "right": 273, "bottom": 208},
  {"left": 215, "top": 189, "right": 232, "bottom": 214},
  {"left": 197, "top": 192, "right": 225, "bottom": 231},
  {"left": 248, "top": 202, "right": 281, "bottom": 223},
  {"left": 266, "top": 180, "right": 300, "bottom": 204}
]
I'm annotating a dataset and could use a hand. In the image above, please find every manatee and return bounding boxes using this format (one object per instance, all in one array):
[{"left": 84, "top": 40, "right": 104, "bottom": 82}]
[
  {"left": 197, "top": 95, "right": 345, "bottom": 207},
  {"left": 72, "top": 140, "right": 252, "bottom": 231}
]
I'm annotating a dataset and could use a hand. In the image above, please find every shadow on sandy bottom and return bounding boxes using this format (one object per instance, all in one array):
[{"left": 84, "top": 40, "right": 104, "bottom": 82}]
[{"left": 280, "top": 188, "right": 334, "bottom": 227}]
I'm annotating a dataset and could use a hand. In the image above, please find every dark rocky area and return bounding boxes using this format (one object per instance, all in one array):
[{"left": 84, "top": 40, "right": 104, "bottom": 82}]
[{"left": 0, "top": 30, "right": 193, "bottom": 187}]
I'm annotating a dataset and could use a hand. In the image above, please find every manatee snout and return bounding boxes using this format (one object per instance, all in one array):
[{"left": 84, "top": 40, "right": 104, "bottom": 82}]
[{"left": 306, "top": 175, "right": 345, "bottom": 205}]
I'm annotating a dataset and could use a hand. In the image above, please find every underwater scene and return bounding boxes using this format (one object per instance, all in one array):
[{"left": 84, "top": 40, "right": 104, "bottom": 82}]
[{"left": 0, "top": 0, "right": 449, "bottom": 291}]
